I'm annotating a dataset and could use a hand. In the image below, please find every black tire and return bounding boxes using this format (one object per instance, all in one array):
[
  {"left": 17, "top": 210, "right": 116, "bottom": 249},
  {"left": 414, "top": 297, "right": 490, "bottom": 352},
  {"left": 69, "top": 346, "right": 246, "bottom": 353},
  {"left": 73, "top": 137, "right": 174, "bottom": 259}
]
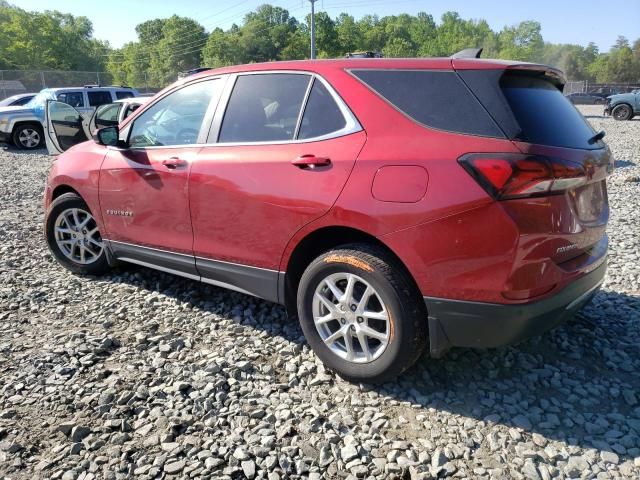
[
  {"left": 12, "top": 122, "right": 44, "bottom": 149},
  {"left": 45, "top": 192, "right": 110, "bottom": 275},
  {"left": 612, "top": 104, "right": 633, "bottom": 121},
  {"left": 297, "top": 244, "right": 427, "bottom": 383}
]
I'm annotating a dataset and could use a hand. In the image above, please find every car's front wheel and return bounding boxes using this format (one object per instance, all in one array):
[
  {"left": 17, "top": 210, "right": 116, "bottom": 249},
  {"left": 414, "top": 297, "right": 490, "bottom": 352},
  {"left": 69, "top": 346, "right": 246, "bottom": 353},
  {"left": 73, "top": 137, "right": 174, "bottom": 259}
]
[
  {"left": 297, "top": 244, "right": 427, "bottom": 383},
  {"left": 45, "top": 192, "right": 110, "bottom": 275},
  {"left": 12, "top": 123, "right": 44, "bottom": 149},
  {"left": 612, "top": 104, "right": 633, "bottom": 121}
]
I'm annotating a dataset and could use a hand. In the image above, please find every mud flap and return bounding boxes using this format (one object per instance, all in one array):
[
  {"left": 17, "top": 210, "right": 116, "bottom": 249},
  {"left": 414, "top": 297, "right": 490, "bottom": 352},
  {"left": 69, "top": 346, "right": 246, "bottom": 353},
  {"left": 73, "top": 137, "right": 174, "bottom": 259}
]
[{"left": 428, "top": 316, "right": 451, "bottom": 358}]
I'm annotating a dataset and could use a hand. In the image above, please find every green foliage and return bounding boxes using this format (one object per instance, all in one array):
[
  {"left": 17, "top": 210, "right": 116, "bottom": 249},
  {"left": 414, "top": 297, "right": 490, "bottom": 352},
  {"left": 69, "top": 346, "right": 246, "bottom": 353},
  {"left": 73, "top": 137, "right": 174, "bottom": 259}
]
[
  {"left": 1, "top": 2, "right": 638, "bottom": 88},
  {"left": 0, "top": 2, "right": 109, "bottom": 70}
]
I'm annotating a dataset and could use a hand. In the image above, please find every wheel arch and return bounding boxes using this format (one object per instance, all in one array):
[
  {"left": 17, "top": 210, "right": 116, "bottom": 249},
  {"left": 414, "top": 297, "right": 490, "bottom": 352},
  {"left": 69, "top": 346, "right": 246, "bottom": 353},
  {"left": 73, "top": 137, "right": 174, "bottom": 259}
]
[
  {"left": 612, "top": 102, "right": 634, "bottom": 117},
  {"left": 281, "top": 225, "right": 420, "bottom": 318},
  {"left": 51, "top": 184, "right": 81, "bottom": 201},
  {"left": 12, "top": 119, "right": 43, "bottom": 135}
]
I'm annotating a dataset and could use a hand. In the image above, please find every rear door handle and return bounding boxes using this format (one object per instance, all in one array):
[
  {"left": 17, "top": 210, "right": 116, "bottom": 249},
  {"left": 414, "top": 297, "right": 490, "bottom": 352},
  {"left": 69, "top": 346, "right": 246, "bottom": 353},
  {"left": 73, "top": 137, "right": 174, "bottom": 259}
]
[
  {"left": 162, "top": 157, "right": 187, "bottom": 169},
  {"left": 292, "top": 154, "right": 331, "bottom": 169}
]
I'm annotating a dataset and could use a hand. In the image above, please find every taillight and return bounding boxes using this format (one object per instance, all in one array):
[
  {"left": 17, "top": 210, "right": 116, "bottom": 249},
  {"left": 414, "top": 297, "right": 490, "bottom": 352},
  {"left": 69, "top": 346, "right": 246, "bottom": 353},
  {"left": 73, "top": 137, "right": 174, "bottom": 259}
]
[{"left": 459, "top": 153, "right": 587, "bottom": 200}]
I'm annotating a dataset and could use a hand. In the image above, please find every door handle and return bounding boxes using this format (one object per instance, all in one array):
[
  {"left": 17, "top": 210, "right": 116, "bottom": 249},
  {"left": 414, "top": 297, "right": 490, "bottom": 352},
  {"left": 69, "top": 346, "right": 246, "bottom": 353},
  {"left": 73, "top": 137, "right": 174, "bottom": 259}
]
[
  {"left": 291, "top": 154, "right": 331, "bottom": 169},
  {"left": 162, "top": 157, "right": 187, "bottom": 169}
]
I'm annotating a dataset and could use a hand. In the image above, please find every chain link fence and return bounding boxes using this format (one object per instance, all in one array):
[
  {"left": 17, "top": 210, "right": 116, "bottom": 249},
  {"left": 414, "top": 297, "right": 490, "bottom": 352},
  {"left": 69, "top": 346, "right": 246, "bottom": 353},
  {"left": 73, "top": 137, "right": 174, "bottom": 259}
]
[
  {"left": 0, "top": 70, "right": 155, "bottom": 100},
  {"left": 565, "top": 80, "right": 640, "bottom": 96}
]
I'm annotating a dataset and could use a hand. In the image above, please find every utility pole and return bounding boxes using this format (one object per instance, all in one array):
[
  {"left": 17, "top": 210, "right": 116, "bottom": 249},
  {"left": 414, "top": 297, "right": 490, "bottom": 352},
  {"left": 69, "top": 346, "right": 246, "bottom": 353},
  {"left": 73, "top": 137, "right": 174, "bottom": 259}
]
[{"left": 309, "top": 0, "right": 317, "bottom": 59}]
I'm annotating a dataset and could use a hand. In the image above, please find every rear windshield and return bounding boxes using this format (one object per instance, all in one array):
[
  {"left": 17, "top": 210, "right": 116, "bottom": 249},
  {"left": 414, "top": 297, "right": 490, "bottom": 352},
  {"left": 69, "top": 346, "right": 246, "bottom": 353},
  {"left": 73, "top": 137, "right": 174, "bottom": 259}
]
[
  {"left": 351, "top": 69, "right": 504, "bottom": 138},
  {"left": 500, "top": 74, "right": 600, "bottom": 149}
]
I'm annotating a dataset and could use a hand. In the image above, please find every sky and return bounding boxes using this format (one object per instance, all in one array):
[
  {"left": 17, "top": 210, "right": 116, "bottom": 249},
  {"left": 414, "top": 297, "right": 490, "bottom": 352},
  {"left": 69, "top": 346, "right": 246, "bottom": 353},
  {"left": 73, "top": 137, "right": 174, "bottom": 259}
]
[{"left": 18, "top": 0, "right": 640, "bottom": 52}]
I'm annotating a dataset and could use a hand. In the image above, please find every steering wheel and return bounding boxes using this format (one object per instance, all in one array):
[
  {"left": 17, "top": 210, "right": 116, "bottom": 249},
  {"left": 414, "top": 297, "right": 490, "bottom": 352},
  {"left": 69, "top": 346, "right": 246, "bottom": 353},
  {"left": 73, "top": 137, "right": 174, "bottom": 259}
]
[{"left": 176, "top": 128, "right": 199, "bottom": 145}]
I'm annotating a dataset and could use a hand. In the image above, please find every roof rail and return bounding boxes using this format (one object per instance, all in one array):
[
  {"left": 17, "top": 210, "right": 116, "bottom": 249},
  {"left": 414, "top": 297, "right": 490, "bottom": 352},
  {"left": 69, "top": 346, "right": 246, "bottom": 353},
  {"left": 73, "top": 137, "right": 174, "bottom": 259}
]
[
  {"left": 83, "top": 84, "right": 101, "bottom": 88},
  {"left": 451, "top": 48, "right": 483, "bottom": 59}
]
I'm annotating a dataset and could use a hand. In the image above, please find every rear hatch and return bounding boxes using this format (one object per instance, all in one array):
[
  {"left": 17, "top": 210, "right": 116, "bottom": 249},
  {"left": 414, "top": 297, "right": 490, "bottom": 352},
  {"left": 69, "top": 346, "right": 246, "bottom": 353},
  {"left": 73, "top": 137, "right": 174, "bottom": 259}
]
[{"left": 456, "top": 65, "right": 611, "bottom": 291}]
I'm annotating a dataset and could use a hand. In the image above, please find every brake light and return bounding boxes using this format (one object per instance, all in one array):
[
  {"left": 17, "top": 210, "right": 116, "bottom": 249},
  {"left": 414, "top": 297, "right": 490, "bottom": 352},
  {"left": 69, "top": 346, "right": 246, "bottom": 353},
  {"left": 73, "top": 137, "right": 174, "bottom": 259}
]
[{"left": 459, "top": 153, "right": 587, "bottom": 200}]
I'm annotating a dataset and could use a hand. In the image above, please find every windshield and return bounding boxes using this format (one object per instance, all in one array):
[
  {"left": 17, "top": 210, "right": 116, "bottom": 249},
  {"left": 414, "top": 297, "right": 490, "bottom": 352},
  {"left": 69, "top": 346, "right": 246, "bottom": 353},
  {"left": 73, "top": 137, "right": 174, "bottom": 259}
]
[{"left": 25, "top": 90, "right": 56, "bottom": 109}]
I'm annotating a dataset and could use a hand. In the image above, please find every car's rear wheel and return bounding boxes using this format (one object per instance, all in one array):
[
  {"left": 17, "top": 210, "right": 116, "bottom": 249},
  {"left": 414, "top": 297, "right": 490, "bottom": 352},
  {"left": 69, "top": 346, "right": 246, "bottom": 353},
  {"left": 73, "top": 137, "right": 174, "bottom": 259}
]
[
  {"left": 297, "top": 244, "right": 427, "bottom": 383},
  {"left": 12, "top": 123, "right": 44, "bottom": 149},
  {"left": 45, "top": 192, "right": 110, "bottom": 275},
  {"left": 612, "top": 104, "right": 633, "bottom": 121}
]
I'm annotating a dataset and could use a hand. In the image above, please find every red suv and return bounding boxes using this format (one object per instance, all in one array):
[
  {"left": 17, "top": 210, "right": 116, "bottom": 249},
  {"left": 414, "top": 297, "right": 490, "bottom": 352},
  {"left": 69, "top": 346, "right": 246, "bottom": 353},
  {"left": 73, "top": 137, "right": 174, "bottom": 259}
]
[{"left": 43, "top": 56, "right": 611, "bottom": 382}]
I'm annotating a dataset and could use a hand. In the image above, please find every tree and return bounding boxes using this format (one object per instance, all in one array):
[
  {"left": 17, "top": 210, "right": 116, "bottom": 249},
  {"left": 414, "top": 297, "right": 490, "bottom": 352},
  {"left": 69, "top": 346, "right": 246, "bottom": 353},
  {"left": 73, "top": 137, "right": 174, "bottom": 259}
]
[
  {"left": 336, "top": 13, "right": 360, "bottom": 55},
  {"left": 2, "top": 2, "right": 639, "bottom": 91},
  {"left": 0, "top": 3, "right": 109, "bottom": 70},
  {"left": 498, "top": 21, "right": 543, "bottom": 61},
  {"left": 383, "top": 37, "right": 415, "bottom": 57}
]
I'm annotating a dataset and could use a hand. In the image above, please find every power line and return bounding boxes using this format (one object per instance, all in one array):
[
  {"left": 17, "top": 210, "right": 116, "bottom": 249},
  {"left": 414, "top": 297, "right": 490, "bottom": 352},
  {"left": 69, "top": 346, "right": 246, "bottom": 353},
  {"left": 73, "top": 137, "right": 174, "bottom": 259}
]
[
  {"left": 109, "top": 3, "right": 308, "bottom": 67},
  {"left": 105, "top": 0, "right": 261, "bottom": 58},
  {"left": 107, "top": 1, "right": 303, "bottom": 64}
]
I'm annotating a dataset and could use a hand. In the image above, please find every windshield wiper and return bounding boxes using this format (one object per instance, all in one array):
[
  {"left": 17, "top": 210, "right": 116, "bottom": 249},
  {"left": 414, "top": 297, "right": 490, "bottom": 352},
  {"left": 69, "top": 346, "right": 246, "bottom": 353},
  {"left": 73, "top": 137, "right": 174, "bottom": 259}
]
[{"left": 588, "top": 130, "right": 605, "bottom": 145}]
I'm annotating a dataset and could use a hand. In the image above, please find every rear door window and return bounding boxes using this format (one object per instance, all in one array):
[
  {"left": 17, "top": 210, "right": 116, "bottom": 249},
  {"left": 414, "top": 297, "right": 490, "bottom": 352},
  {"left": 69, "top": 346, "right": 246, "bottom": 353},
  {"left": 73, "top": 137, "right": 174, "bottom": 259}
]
[
  {"left": 87, "top": 91, "right": 114, "bottom": 107},
  {"left": 298, "top": 80, "right": 346, "bottom": 139},
  {"left": 218, "top": 73, "right": 311, "bottom": 143},
  {"left": 351, "top": 69, "right": 503, "bottom": 137},
  {"left": 56, "top": 92, "right": 84, "bottom": 108},
  {"left": 500, "top": 74, "right": 600, "bottom": 149}
]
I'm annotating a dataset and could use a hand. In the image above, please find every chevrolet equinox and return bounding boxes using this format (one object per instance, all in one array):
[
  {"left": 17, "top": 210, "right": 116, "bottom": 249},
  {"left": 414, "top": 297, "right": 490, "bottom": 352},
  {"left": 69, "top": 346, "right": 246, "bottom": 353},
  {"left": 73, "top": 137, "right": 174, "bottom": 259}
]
[{"left": 43, "top": 55, "right": 611, "bottom": 382}]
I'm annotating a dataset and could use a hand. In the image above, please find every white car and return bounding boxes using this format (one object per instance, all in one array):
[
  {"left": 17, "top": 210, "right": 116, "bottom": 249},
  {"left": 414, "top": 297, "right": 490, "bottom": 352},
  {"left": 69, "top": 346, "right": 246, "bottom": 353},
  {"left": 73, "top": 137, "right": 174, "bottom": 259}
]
[
  {"left": 0, "top": 85, "right": 139, "bottom": 150},
  {"left": 0, "top": 93, "right": 37, "bottom": 107}
]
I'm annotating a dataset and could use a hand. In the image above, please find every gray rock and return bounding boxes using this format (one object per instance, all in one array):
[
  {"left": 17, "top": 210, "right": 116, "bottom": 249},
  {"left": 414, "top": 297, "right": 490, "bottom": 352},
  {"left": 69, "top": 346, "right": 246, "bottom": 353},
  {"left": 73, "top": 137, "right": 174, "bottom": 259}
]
[
  {"left": 241, "top": 459, "right": 256, "bottom": 479},
  {"left": 70, "top": 426, "right": 91, "bottom": 442},
  {"left": 233, "top": 447, "right": 251, "bottom": 461},
  {"left": 601, "top": 451, "right": 619, "bottom": 464},
  {"left": 164, "top": 460, "right": 186, "bottom": 474},
  {"left": 340, "top": 445, "right": 359, "bottom": 462}
]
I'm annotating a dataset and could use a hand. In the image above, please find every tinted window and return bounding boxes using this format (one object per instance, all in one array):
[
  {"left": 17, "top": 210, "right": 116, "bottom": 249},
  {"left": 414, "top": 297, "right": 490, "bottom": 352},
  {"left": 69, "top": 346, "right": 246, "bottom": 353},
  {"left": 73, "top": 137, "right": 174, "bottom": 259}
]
[
  {"left": 12, "top": 96, "right": 33, "bottom": 106},
  {"left": 56, "top": 92, "right": 84, "bottom": 108},
  {"left": 129, "top": 79, "right": 220, "bottom": 148},
  {"left": 116, "top": 91, "right": 134, "bottom": 100},
  {"left": 219, "top": 74, "right": 311, "bottom": 143},
  {"left": 352, "top": 70, "right": 503, "bottom": 137},
  {"left": 88, "top": 91, "right": 113, "bottom": 107},
  {"left": 501, "top": 74, "right": 599, "bottom": 149},
  {"left": 298, "top": 80, "right": 346, "bottom": 139}
]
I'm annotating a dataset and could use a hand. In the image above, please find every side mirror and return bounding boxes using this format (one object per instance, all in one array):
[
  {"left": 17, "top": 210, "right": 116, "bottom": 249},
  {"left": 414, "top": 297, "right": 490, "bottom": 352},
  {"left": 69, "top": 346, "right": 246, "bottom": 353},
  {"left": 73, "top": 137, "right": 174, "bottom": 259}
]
[{"left": 93, "top": 126, "right": 124, "bottom": 147}]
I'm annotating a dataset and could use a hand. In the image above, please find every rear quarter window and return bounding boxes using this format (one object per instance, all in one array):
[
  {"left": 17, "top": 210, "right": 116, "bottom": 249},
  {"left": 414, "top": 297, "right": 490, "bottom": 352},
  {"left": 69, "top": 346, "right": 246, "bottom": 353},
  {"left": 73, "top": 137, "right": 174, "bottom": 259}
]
[
  {"left": 351, "top": 69, "right": 504, "bottom": 137},
  {"left": 116, "top": 91, "right": 134, "bottom": 100}
]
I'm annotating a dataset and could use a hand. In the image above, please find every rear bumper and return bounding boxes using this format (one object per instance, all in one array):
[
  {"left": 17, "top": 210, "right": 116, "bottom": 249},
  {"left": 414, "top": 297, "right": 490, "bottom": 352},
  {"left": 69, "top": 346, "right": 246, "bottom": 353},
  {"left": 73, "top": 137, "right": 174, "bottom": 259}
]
[{"left": 425, "top": 260, "right": 606, "bottom": 356}]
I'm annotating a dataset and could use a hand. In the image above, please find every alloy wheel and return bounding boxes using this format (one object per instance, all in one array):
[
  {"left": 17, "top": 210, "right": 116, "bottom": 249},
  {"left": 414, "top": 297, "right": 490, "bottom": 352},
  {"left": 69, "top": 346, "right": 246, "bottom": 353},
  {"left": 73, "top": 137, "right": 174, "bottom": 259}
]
[
  {"left": 18, "top": 128, "right": 40, "bottom": 148},
  {"left": 312, "top": 272, "right": 390, "bottom": 363},
  {"left": 54, "top": 208, "right": 104, "bottom": 265}
]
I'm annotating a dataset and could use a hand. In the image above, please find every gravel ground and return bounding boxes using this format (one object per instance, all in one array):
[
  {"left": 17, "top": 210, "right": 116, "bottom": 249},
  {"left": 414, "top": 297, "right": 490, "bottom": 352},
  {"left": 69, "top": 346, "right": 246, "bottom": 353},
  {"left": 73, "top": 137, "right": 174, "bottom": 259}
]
[{"left": 0, "top": 105, "right": 639, "bottom": 480}]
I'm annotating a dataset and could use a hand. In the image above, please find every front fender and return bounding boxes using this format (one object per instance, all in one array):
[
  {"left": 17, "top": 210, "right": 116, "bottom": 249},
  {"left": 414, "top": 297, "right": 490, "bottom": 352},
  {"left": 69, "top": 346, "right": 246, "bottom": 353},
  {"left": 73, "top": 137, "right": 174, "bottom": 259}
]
[
  {"left": 44, "top": 142, "right": 108, "bottom": 231},
  {"left": 1, "top": 112, "right": 40, "bottom": 134}
]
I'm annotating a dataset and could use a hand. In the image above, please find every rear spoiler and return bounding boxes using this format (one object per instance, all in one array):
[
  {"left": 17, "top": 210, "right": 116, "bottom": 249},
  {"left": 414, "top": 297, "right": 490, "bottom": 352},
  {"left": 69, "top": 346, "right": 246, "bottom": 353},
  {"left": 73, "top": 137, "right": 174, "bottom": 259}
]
[
  {"left": 451, "top": 48, "right": 483, "bottom": 59},
  {"left": 504, "top": 64, "right": 566, "bottom": 87}
]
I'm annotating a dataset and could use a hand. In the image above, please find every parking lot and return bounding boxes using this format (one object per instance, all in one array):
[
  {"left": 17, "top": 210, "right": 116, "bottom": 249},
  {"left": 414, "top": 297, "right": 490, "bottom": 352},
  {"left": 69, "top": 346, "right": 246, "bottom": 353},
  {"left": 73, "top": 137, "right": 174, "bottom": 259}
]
[{"left": 0, "top": 105, "right": 638, "bottom": 479}]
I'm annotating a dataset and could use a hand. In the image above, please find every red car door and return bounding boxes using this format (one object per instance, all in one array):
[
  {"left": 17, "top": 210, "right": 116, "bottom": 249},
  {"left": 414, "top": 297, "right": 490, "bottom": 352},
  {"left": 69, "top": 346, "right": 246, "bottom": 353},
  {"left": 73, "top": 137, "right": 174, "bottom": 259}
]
[
  {"left": 99, "top": 78, "right": 224, "bottom": 277},
  {"left": 190, "top": 72, "right": 365, "bottom": 301}
]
